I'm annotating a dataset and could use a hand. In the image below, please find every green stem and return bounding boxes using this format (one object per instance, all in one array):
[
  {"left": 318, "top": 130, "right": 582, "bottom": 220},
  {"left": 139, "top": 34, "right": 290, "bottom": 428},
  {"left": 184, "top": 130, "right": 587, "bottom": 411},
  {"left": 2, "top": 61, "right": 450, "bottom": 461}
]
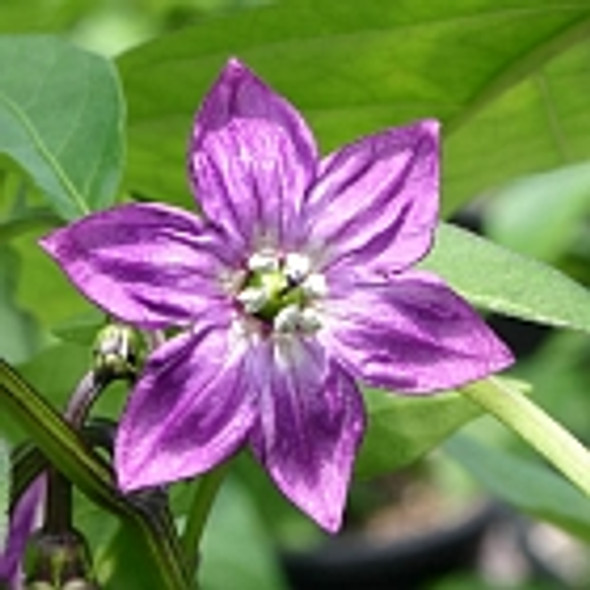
[
  {"left": 0, "top": 208, "right": 61, "bottom": 243},
  {"left": 43, "top": 371, "right": 106, "bottom": 536},
  {"left": 460, "top": 377, "right": 590, "bottom": 497},
  {"left": 0, "top": 360, "right": 188, "bottom": 590},
  {"left": 181, "top": 464, "right": 228, "bottom": 585}
]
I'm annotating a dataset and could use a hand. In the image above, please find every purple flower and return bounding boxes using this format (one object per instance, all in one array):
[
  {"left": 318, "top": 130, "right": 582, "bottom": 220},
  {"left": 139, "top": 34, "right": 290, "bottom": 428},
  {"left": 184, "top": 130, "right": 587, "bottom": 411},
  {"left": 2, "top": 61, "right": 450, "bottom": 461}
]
[
  {"left": 1, "top": 477, "right": 44, "bottom": 589},
  {"left": 40, "top": 59, "right": 512, "bottom": 531}
]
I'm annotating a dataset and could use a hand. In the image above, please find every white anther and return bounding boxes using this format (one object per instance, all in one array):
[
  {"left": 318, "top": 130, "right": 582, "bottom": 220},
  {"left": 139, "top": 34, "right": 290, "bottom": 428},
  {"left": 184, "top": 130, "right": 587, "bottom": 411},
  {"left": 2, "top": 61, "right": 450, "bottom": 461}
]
[
  {"left": 301, "top": 273, "right": 328, "bottom": 299},
  {"left": 284, "top": 252, "right": 311, "bottom": 283},
  {"left": 248, "top": 250, "right": 280, "bottom": 273},
  {"left": 274, "top": 305, "right": 301, "bottom": 333},
  {"left": 236, "top": 286, "right": 268, "bottom": 314},
  {"left": 299, "top": 308, "right": 322, "bottom": 332}
]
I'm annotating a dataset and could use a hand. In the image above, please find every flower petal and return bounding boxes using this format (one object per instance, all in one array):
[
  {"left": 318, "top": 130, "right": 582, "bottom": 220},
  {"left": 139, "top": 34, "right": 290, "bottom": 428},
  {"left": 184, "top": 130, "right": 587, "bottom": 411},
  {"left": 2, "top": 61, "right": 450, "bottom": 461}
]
[
  {"left": 322, "top": 270, "right": 513, "bottom": 393},
  {"left": 304, "top": 120, "right": 439, "bottom": 274},
  {"left": 190, "top": 58, "right": 318, "bottom": 249},
  {"left": 115, "top": 320, "right": 255, "bottom": 491},
  {"left": 249, "top": 337, "right": 365, "bottom": 532},
  {"left": 40, "top": 203, "right": 235, "bottom": 329}
]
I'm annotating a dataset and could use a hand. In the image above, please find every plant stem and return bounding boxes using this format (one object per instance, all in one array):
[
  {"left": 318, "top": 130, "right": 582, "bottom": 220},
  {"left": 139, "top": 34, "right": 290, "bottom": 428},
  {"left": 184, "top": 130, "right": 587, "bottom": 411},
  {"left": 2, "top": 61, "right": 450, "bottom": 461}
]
[
  {"left": 44, "top": 467, "right": 72, "bottom": 533},
  {"left": 65, "top": 371, "right": 107, "bottom": 427},
  {"left": 181, "top": 464, "right": 228, "bottom": 585},
  {"left": 0, "top": 360, "right": 188, "bottom": 590},
  {"left": 460, "top": 377, "right": 590, "bottom": 497},
  {"left": 41, "top": 371, "right": 106, "bottom": 536}
]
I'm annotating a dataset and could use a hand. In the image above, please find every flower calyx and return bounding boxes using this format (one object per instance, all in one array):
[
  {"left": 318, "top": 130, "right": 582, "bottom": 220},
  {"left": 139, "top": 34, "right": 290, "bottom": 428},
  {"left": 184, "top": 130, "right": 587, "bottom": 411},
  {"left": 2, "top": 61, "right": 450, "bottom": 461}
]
[{"left": 23, "top": 529, "right": 98, "bottom": 590}]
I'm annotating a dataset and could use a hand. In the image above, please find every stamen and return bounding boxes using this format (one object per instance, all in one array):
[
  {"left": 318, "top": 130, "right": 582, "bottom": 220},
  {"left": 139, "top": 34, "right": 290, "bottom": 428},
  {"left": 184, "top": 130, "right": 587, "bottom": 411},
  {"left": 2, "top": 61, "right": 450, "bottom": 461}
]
[
  {"left": 284, "top": 252, "right": 311, "bottom": 283},
  {"left": 302, "top": 273, "right": 327, "bottom": 299},
  {"left": 248, "top": 250, "right": 280, "bottom": 273},
  {"left": 274, "top": 305, "right": 301, "bottom": 333},
  {"left": 299, "top": 308, "right": 322, "bottom": 332},
  {"left": 239, "top": 249, "right": 327, "bottom": 334},
  {"left": 236, "top": 286, "right": 268, "bottom": 314}
]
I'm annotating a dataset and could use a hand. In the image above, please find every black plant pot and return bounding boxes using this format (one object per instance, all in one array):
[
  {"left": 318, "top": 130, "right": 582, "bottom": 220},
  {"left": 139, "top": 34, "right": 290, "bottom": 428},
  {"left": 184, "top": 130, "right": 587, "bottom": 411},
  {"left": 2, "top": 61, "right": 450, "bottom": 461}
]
[{"left": 280, "top": 503, "right": 499, "bottom": 590}]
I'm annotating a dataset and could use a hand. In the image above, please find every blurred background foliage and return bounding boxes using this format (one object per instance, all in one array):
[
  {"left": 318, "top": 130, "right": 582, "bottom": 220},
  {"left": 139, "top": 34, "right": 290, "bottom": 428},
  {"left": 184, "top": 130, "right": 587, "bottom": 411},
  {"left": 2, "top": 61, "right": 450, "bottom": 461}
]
[{"left": 2, "top": 1, "right": 590, "bottom": 588}]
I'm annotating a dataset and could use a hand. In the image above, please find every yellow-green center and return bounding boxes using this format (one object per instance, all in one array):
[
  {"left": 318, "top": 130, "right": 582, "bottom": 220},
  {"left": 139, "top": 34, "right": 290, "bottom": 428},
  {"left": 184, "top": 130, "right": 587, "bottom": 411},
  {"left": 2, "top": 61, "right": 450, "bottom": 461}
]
[{"left": 243, "top": 267, "right": 306, "bottom": 323}]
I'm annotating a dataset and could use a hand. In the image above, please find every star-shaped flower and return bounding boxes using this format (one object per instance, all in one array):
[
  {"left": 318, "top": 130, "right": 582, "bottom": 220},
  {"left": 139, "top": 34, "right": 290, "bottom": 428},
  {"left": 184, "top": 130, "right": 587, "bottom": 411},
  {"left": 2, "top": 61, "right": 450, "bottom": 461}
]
[{"left": 41, "top": 59, "right": 512, "bottom": 531}]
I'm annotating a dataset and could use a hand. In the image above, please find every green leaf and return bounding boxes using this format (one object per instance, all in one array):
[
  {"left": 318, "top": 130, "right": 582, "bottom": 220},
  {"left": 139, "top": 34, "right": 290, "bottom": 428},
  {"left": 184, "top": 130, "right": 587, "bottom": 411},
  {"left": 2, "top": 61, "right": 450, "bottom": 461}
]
[
  {"left": 118, "top": 0, "right": 590, "bottom": 211},
  {"left": 199, "top": 478, "right": 288, "bottom": 590},
  {"left": 13, "top": 228, "right": 93, "bottom": 329},
  {"left": 7, "top": 342, "right": 127, "bottom": 443},
  {"left": 100, "top": 520, "right": 180, "bottom": 590},
  {"left": 51, "top": 309, "right": 106, "bottom": 346},
  {"left": 0, "top": 0, "right": 94, "bottom": 34},
  {"left": 445, "top": 38, "right": 590, "bottom": 212},
  {"left": 421, "top": 223, "right": 590, "bottom": 333},
  {"left": 485, "top": 163, "right": 590, "bottom": 263},
  {"left": 355, "top": 387, "right": 481, "bottom": 480},
  {"left": 0, "top": 246, "right": 40, "bottom": 364},
  {"left": 0, "top": 35, "right": 125, "bottom": 220},
  {"left": 446, "top": 434, "right": 590, "bottom": 542}
]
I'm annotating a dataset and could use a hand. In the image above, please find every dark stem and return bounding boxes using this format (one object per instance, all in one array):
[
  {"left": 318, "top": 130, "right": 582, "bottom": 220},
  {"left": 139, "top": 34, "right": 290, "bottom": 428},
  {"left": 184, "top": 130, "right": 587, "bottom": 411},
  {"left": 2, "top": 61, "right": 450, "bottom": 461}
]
[
  {"left": 65, "top": 371, "right": 108, "bottom": 428},
  {"left": 43, "top": 466, "right": 72, "bottom": 534},
  {"left": 43, "top": 370, "right": 111, "bottom": 535}
]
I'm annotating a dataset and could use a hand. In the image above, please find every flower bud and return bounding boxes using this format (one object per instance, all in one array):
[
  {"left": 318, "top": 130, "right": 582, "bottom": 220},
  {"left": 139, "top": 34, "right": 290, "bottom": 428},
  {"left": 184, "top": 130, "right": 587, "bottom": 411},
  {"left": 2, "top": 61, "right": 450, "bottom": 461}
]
[
  {"left": 23, "top": 529, "right": 98, "bottom": 590},
  {"left": 92, "top": 323, "right": 143, "bottom": 380}
]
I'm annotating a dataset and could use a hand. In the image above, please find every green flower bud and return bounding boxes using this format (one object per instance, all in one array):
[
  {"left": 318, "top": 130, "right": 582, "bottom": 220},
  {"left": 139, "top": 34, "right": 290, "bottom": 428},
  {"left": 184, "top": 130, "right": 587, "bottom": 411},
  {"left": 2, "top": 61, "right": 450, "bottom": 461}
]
[
  {"left": 24, "top": 529, "right": 98, "bottom": 590},
  {"left": 92, "top": 323, "right": 143, "bottom": 380}
]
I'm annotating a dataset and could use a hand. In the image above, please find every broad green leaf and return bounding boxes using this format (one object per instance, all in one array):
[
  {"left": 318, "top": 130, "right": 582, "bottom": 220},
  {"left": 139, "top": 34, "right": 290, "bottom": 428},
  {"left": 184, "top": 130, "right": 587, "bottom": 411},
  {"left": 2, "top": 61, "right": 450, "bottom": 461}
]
[
  {"left": 17, "top": 341, "right": 90, "bottom": 409},
  {"left": 356, "top": 387, "right": 481, "bottom": 480},
  {"left": 118, "top": 0, "right": 590, "bottom": 211},
  {"left": 200, "top": 478, "right": 288, "bottom": 590},
  {"left": 0, "top": 35, "right": 125, "bottom": 220},
  {"left": 485, "top": 163, "right": 590, "bottom": 263},
  {"left": 0, "top": 0, "right": 94, "bottom": 33},
  {"left": 421, "top": 223, "right": 590, "bottom": 333},
  {"left": 100, "top": 520, "right": 179, "bottom": 590},
  {"left": 51, "top": 309, "right": 106, "bottom": 346},
  {"left": 446, "top": 434, "right": 590, "bottom": 542},
  {"left": 232, "top": 453, "right": 322, "bottom": 546},
  {"left": 0, "top": 246, "right": 40, "bottom": 364},
  {"left": 445, "top": 38, "right": 590, "bottom": 212},
  {"left": 13, "top": 228, "right": 93, "bottom": 329},
  {"left": 14, "top": 341, "right": 128, "bottom": 429}
]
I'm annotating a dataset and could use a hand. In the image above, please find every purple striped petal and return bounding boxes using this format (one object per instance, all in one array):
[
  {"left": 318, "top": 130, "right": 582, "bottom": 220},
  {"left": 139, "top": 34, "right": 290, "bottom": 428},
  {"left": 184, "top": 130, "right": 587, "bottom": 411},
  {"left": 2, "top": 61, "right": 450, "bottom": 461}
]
[
  {"left": 40, "top": 203, "right": 235, "bottom": 330},
  {"left": 322, "top": 270, "right": 513, "bottom": 393},
  {"left": 250, "top": 337, "right": 365, "bottom": 532},
  {"left": 304, "top": 120, "right": 439, "bottom": 275},
  {"left": 190, "top": 59, "right": 318, "bottom": 249},
  {"left": 115, "top": 320, "right": 255, "bottom": 491}
]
